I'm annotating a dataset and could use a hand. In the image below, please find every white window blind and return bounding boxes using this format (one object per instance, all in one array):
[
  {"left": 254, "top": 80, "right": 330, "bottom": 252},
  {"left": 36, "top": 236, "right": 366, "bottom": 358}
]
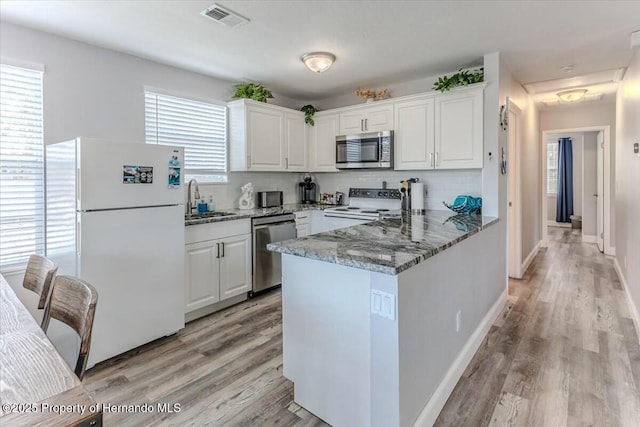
[
  {"left": 0, "top": 64, "right": 44, "bottom": 268},
  {"left": 145, "top": 91, "right": 227, "bottom": 183},
  {"left": 547, "top": 142, "right": 559, "bottom": 194}
]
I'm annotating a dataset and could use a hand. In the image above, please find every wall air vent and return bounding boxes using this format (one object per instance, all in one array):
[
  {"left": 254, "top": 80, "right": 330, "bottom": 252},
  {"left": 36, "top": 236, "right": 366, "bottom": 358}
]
[{"left": 201, "top": 3, "right": 249, "bottom": 28}]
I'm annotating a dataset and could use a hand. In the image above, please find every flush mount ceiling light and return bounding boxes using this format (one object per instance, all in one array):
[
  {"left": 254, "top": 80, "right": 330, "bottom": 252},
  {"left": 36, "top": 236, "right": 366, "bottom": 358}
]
[
  {"left": 557, "top": 89, "right": 588, "bottom": 103},
  {"left": 301, "top": 52, "right": 336, "bottom": 73}
]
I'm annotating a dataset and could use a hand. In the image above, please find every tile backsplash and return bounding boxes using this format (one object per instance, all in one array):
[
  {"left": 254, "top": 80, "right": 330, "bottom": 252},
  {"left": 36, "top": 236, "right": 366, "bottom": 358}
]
[
  {"left": 309, "top": 169, "right": 483, "bottom": 210},
  {"left": 191, "top": 169, "right": 482, "bottom": 211}
]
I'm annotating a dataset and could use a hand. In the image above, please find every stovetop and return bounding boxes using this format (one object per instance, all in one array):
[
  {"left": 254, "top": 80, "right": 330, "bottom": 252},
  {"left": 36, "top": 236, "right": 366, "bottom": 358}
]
[{"left": 324, "top": 188, "right": 402, "bottom": 220}]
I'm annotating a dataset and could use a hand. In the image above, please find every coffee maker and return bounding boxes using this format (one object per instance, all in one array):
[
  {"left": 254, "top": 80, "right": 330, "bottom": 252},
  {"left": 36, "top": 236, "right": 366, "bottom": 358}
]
[{"left": 299, "top": 174, "right": 317, "bottom": 204}]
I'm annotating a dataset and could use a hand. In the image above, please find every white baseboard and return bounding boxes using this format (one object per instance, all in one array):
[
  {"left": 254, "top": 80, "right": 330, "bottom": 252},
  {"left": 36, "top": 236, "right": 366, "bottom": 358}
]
[
  {"left": 413, "top": 288, "right": 507, "bottom": 427},
  {"left": 614, "top": 258, "right": 640, "bottom": 346},
  {"left": 547, "top": 221, "right": 571, "bottom": 228},
  {"left": 606, "top": 246, "right": 616, "bottom": 256},
  {"left": 582, "top": 235, "right": 597, "bottom": 244},
  {"left": 521, "top": 241, "right": 541, "bottom": 275}
]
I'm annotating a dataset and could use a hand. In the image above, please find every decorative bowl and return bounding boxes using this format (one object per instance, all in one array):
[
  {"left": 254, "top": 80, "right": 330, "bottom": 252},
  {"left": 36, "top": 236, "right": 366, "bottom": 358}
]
[{"left": 443, "top": 196, "right": 482, "bottom": 214}]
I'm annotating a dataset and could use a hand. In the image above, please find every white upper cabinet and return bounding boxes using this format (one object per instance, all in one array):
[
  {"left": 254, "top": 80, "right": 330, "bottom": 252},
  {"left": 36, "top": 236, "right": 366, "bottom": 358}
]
[
  {"left": 285, "top": 112, "right": 307, "bottom": 171},
  {"left": 339, "top": 104, "right": 393, "bottom": 135},
  {"left": 393, "top": 85, "right": 484, "bottom": 170},
  {"left": 434, "top": 87, "right": 484, "bottom": 169},
  {"left": 393, "top": 97, "right": 435, "bottom": 170},
  {"left": 229, "top": 99, "right": 306, "bottom": 171},
  {"left": 307, "top": 112, "right": 339, "bottom": 172}
]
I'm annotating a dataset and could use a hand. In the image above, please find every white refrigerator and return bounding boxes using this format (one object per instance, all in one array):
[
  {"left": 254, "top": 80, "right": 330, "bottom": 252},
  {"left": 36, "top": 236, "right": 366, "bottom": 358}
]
[{"left": 46, "top": 137, "right": 185, "bottom": 368}]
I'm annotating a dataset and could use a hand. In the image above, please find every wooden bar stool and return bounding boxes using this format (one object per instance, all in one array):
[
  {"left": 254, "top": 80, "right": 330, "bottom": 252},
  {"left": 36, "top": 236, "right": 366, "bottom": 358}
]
[
  {"left": 41, "top": 275, "right": 98, "bottom": 381},
  {"left": 23, "top": 254, "right": 58, "bottom": 309}
]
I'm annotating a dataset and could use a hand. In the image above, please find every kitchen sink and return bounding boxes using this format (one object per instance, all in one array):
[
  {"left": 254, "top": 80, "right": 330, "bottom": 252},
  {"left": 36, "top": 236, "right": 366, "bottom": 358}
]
[{"left": 185, "top": 211, "right": 238, "bottom": 220}]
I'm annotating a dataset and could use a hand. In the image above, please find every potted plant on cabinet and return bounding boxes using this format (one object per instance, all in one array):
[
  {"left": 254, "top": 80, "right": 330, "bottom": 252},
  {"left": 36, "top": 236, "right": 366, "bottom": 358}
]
[
  {"left": 433, "top": 68, "right": 484, "bottom": 92},
  {"left": 300, "top": 105, "right": 318, "bottom": 126},
  {"left": 232, "top": 83, "right": 274, "bottom": 102}
]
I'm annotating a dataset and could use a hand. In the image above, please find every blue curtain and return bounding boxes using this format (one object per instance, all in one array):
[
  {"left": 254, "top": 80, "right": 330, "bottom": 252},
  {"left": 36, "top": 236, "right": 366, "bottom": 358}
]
[{"left": 556, "top": 137, "right": 573, "bottom": 223}]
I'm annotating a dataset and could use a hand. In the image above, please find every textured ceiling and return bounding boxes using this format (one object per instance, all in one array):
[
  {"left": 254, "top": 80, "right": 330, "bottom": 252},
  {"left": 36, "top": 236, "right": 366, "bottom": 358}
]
[{"left": 1, "top": 1, "right": 639, "bottom": 100}]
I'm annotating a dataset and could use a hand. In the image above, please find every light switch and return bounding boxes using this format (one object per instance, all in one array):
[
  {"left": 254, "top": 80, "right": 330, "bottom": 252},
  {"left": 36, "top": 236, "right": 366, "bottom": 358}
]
[{"left": 371, "top": 290, "right": 396, "bottom": 320}]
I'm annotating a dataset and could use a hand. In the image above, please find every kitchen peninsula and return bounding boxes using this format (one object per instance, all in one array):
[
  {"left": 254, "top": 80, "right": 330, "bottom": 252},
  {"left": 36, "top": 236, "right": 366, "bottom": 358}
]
[{"left": 268, "top": 211, "right": 503, "bottom": 427}]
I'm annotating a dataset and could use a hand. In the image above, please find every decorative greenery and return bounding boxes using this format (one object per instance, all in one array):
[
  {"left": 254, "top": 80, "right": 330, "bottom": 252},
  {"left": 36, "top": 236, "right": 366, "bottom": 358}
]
[
  {"left": 300, "top": 105, "right": 318, "bottom": 126},
  {"left": 232, "top": 82, "right": 274, "bottom": 102},
  {"left": 433, "top": 68, "right": 484, "bottom": 92}
]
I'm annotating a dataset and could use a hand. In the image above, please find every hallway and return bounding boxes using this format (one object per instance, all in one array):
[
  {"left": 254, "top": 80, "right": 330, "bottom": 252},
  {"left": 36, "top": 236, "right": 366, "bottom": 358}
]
[{"left": 436, "top": 228, "right": 640, "bottom": 426}]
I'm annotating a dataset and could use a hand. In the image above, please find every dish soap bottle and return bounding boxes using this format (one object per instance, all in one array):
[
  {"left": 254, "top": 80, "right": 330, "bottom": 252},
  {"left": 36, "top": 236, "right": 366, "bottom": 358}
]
[{"left": 207, "top": 196, "right": 214, "bottom": 212}]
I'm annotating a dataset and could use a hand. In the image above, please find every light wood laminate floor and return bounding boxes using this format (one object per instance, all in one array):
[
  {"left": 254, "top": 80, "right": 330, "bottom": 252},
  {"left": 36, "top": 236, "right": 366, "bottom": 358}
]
[{"left": 84, "top": 228, "right": 640, "bottom": 426}]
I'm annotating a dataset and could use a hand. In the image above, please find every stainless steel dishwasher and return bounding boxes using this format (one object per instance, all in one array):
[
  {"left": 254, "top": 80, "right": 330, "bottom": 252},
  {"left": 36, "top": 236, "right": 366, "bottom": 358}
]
[{"left": 252, "top": 213, "right": 297, "bottom": 294}]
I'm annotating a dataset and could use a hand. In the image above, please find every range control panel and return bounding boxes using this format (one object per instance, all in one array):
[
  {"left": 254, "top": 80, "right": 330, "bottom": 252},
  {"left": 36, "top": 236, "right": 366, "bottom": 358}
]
[{"left": 348, "top": 188, "right": 402, "bottom": 199}]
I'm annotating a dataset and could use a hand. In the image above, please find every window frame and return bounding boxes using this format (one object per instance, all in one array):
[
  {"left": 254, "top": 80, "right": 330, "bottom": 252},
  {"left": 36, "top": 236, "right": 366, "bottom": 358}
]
[{"left": 547, "top": 141, "right": 559, "bottom": 195}]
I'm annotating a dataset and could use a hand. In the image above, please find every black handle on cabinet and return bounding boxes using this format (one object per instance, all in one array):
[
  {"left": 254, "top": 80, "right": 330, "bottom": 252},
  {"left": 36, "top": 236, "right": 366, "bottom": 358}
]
[
  {"left": 216, "top": 243, "right": 220, "bottom": 258},
  {"left": 221, "top": 242, "right": 225, "bottom": 258}
]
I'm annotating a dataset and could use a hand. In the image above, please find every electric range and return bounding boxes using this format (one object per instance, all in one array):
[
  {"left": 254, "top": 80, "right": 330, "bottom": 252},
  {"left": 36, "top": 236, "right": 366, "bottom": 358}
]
[{"left": 324, "top": 188, "right": 402, "bottom": 220}]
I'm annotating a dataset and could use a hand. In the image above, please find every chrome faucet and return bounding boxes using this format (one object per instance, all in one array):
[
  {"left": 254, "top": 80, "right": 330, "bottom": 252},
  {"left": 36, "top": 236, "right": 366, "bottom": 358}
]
[{"left": 186, "top": 178, "right": 200, "bottom": 215}]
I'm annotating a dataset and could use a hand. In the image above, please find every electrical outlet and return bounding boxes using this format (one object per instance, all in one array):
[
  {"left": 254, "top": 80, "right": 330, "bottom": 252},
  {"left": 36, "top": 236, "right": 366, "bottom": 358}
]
[{"left": 456, "top": 310, "right": 462, "bottom": 332}]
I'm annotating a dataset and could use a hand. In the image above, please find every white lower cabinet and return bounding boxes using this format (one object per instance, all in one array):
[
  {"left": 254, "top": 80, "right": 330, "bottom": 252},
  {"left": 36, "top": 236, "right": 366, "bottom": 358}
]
[
  {"left": 185, "top": 219, "right": 251, "bottom": 314},
  {"left": 294, "top": 211, "right": 311, "bottom": 237}
]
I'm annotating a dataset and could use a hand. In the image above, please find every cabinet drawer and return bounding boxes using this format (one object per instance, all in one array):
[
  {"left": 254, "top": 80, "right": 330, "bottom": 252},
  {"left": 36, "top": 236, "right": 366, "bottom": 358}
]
[
  {"left": 186, "top": 219, "right": 251, "bottom": 244},
  {"left": 294, "top": 211, "right": 311, "bottom": 222}
]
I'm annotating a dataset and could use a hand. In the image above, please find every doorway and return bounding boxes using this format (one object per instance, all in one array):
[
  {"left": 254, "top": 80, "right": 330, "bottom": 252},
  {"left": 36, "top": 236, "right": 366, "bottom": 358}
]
[{"left": 541, "top": 126, "right": 610, "bottom": 254}]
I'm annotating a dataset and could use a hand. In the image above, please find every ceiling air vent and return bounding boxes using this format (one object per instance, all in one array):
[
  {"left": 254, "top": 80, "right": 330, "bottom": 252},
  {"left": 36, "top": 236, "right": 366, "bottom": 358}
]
[{"left": 201, "top": 3, "right": 249, "bottom": 28}]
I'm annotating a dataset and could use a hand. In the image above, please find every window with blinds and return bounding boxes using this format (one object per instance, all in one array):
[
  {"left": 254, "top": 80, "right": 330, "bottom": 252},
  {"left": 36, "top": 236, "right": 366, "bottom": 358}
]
[
  {"left": 145, "top": 91, "right": 227, "bottom": 183},
  {"left": 547, "top": 142, "right": 559, "bottom": 194},
  {"left": 0, "top": 64, "right": 44, "bottom": 268}
]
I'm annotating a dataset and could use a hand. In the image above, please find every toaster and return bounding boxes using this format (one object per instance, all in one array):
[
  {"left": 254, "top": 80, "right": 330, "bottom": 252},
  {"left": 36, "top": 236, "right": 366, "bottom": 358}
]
[{"left": 257, "top": 191, "right": 283, "bottom": 208}]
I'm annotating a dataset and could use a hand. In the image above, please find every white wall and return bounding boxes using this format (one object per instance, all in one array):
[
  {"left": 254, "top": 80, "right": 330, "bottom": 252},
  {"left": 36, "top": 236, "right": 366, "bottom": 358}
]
[
  {"left": 0, "top": 22, "right": 303, "bottom": 212},
  {"left": 540, "top": 102, "right": 616, "bottom": 246},
  {"left": 512, "top": 86, "right": 541, "bottom": 263},
  {"left": 492, "top": 53, "right": 542, "bottom": 273},
  {"left": 310, "top": 72, "right": 455, "bottom": 111},
  {"left": 615, "top": 45, "right": 640, "bottom": 338}
]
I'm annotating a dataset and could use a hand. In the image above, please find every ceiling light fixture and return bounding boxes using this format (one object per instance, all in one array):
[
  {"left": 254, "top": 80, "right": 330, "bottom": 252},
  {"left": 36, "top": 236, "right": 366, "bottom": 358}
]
[
  {"left": 301, "top": 52, "right": 336, "bottom": 73},
  {"left": 557, "top": 89, "right": 587, "bottom": 103}
]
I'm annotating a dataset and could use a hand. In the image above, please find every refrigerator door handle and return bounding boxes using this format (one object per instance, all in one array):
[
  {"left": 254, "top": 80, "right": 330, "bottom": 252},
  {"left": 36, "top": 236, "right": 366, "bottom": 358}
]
[{"left": 76, "top": 220, "right": 81, "bottom": 256}]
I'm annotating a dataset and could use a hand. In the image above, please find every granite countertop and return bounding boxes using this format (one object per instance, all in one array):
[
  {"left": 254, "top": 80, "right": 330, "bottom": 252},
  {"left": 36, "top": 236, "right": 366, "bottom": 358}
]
[
  {"left": 267, "top": 210, "right": 498, "bottom": 275},
  {"left": 184, "top": 203, "right": 328, "bottom": 226}
]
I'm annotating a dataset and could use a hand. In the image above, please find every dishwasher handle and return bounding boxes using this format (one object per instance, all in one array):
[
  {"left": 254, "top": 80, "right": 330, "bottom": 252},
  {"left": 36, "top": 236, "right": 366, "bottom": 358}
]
[{"left": 253, "top": 220, "right": 295, "bottom": 231}]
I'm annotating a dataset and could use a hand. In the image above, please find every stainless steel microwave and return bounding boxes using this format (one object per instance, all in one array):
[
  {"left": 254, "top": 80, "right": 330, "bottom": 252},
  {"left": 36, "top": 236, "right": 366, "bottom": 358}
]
[{"left": 335, "top": 130, "right": 394, "bottom": 169}]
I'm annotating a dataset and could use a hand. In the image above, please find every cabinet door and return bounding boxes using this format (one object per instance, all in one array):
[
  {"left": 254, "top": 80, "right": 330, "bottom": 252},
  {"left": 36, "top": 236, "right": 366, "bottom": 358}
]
[
  {"left": 435, "top": 89, "right": 483, "bottom": 169},
  {"left": 339, "top": 111, "right": 364, "bottom": 134},
  {"left": 394, "top": 98, "right": 435, "bottom": 170},
  {"left": 285, "top": 113, "right": 307, "bottom": 171},
  {"left": 247, "top": 106, "right": 284, "bottom": 170},
  {"left": 185, "top": 241, "right": 220, "bottom": 313},
  {"left": 339, "top": 105, "right": 393, "bottom": 134},
  {"left": 362, "top": 104, "right": 394, "bottom": 132},
  {"left": 219, "top": 233, "right": 252, "bottom": 300},
  {"left": 309, "top": 114, "right": 339, "bottom": 172}
]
